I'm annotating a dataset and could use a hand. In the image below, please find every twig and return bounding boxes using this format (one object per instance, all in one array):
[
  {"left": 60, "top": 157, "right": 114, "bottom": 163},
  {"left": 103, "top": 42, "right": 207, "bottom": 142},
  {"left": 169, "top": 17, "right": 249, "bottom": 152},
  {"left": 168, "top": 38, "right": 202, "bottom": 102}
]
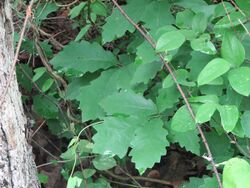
[
  {"left": 210, "top": 117, "right": 250, "bottom": 159},
  {"left": 31, "top": 120, "right": 46, "bottom": 138},
  {"left": 0, "top": 0, "right": 34, "bottom": 110},
  {"left": 108, "top": 180, "right": 150, "bottom": 188},
  {"left": 229, "top": 0, "right": 246, "bottom": 17},
  {"left": 111, "top": 1, "right": 222, "bottom": 187},
  {"left": 226, "top": 134, "right": 250, "bottom": 159},
  {"left": 104, "top": 170, "right": 173, "bottom": 187},
  {"left": 54, "top": 0, "right": 79, "bottom": 7},
  {"left": 34, "top": 40, "right": 68, "bottom": 90},
  {"left": 117, "top": 166, "right": 143, "bottom": 188},
  {"left": 77, "top": 152, "right": 88, "bottom": 188},
  {"left": 36, "top": 155, "right": 96, "bottom": 168},
  {"left": 221, "top": 0, "right": 240, "bottom": 37},
  {"left": 31, "top": 138, "right": 59, "bottom": 160},
  {"left": 239, "top": 19, "right": 250, "bottom": 37},
  {"left": 31, "top": 23, "right": 64, "bottom": 50}
]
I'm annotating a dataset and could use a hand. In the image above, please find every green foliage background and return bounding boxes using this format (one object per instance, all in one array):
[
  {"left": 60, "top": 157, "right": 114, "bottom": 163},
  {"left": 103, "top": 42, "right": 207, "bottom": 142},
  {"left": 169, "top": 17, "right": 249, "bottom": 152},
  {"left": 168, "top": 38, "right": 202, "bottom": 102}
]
[{"left": 14, "top": 0, "right": 250, "bottom": 187}]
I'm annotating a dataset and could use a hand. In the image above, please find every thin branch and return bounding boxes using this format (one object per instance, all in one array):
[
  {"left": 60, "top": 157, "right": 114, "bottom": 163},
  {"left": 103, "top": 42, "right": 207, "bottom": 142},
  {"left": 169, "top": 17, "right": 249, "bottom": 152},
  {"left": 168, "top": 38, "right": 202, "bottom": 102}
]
[
  {"left": 239, "top": 19, "right": 250, "bottom": 37},
  {"left": 54, "top": 0, "right": 79, "bottom": 7},
  {"left": 34, "top": 40, "right": 68, "bottom": 90},
  {"left": 226, "top": 134, "right": 250, "bottom": 159},
  {"left": 36, "top": 155, "right": 96, "bottom": 168},
  {"left": 0, "top": 0, "right": 34, "bottom": 110},
  {"left": 31, "top": 139, "right": 59, "bottom": 160},
  {"left": 31, "top": 120, "right": 46, "bottom": 138},
  {"left": 77, "top": 152, "right": 88, "bottom": 188},
  {"left": 110, "top": 1, "right": 222, "bottom": 187},
  {"left": 116, "top": 166, "right": 143, "bottom": 188},
  {"left": 229, "top": 0, "right": 246, "bottom": 17},
  {"left": 31, "top": 23, "right": 64, "bottom": 50},
  {"left": 104, "top": 170, "right": 173, "bottom": 187},
  {"left": 108, "top": 180, "right": 148, "bottom": 188}
]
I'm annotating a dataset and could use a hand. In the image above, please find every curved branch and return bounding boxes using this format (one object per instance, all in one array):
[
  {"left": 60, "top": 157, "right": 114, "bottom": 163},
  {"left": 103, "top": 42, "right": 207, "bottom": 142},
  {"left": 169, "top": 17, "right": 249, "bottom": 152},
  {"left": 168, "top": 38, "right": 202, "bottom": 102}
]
[{"left": 110, "top": 1, "right": 223, "bottom": 187}]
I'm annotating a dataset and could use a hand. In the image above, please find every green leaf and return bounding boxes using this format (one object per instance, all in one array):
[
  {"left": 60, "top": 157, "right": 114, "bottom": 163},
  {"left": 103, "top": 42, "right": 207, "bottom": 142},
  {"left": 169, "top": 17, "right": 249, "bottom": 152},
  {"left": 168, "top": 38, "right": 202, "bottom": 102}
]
[
  {"left": 91, "top": 0, "right": 107, "bottom": 16},
  {"left": 60, "top": 145, "right": 77, "bottom": 161},
  {"left": 33, "top": 95, "right": 58, "bottom": 119},
  {"left": 124, "top": 0, "right": 150, "bottom": 23},
  {"left": 156, "top": 30, "right": 186, "bottom": 52},
  {"left": 187, "top": 51, "right": 213, "bottom": 81},
  {"left": 243, "top": 34, "right": 250, "bottom": 60},
  {"left": 171, "top": 105, "right": 196, "bottom": 132},
  {"left": 100, "top": 90, "right": 157, "bottom": 117},
  {"left": 221, "top": 32, "right": 245, "bottom": 67},
  {"left": 180, "top": 29, "right": 197, "bottom": 41},
  {"left": 163, "top": 69, "right": 195, "bottom": 88},
  {"left": 75, "top": 25, "right": 91, "bottom": 42},
  {"left": 77, "top": 66, "right": 134, "bottom": 121},
  {"left": 192, "top": 12, "right": 207, "bottom": 34},
  {"left": 93, "top": 155, "right": 116, "bottom": 170},
  {"left": 102, "top": 8, "right": 134, "bottom": 43},
  {"left": 92, "top": 116, "right": 135, "bottom": 158},
  {"left": 136, "top": 41, "right": 158, "bottom": 64},
  {"left": 69, "top": 2, "right": 86, "bottom": 19},
  {"left": 78, "top": 139, "right": 93, "bottom": 153},
  {"left": 156, "top": 86, "right": 180, "bottom": 112},
  {"left": 49, "top": 41, "right": 117, "bottom": 74},
  {"left": 190, "top": 34, "right": 217, "bottom": 55},
  {"left": 42, "top": 78, "right": 54, "bottom": 92},
  {"left": 102, "top": 0, "right": 150, "bottom": 43},
  {"left": 223, "top": 158, "right": 250, "bottom": 188},
  {"left": 203, "top": 132, "right": 233, "bottom": 163},
  {"left": 131, "top": 61, "right": 162, "bottom": 85},
  {"left": 38, "top": 173, "right": 48, "bottom": 184},
  {"left": 60, "top": 140, "right": 92, "bottom": 161},
  {"left": 218, "top": 105, "right": 239, "bottom": 132},
  {"left": 197, "top": 58, "right": 230, "bottom": 86},
  {"left": 215, "top": 11, "right": 247, "bottom": 29},
  {"left": 88, "top": 178, "right": 111, "bottom": 188},
  {"left": 16, "top": 64, "right": 33, "bottom": 92},
  {"left": 66, "top": 72, "right": 99, "bottom": 100},
  {"left": 188, "top": 95, "right": 219, "bottom": 103},
  {"left": 200, "top": 176, "right": 218, "bottom": 188},
  {"left": 67, "top": 175, "right": 82, "bottom": 188},
  {"left": 129, "top": 119, "right": 169, "bottom": 174},
  {"left": 141, "top": 1, "right": 174, "bottom": 30},
  {"left": 196, "top": 103, "right": 217, "bottom": 123},
  {"left": 241, "top": 111, "right": 250, "bottom": 138},
  {"left": 228, "top": 67, "right": 250, "bottom": 96},
  {"left": 232, "top": 122, "right": 245, "bottom": 138},
  {"left": 103, "top": 0, "right": 173, "bottom": 43},
  {"left": 176, "top": 9, "right": 195, "bottom": 29},
  {"left": 82, "top": 169, "right": 96, "bottom": 179},
  {"left": 35, "top": 3, "right": 58, "bottom": 24},
  {"left": 213, "top": 2, "right": 235, "bottom": 19},
  {"left": 32, "top": 67, "right": 46, "bottom": 82},
  {"left": 182, "top": 176, "right": 218, "bottom": 188},
  {"left": 174, "top": 0, "right": 208, "bottom": 13},
  {"left": 182, "top": 177, "right": 204, "bottom": 188},
  {"left": 235, "top": 0, "right": 250, "bottom": 17},
  {"left": 169, "top": 129, "right": 200, "bottom": 155}
]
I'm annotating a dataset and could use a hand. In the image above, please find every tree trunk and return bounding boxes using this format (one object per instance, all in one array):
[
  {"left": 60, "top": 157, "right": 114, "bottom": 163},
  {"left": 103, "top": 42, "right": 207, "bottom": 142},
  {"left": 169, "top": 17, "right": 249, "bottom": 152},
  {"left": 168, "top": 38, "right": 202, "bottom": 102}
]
[{"left": 0, "top": 1, "right": 41, "bottom": 187}]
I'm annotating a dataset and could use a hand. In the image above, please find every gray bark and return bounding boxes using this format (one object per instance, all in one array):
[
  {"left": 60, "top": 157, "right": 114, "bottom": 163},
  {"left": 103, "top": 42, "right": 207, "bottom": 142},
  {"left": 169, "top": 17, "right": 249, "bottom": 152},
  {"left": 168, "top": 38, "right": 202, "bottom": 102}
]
[{"left": 0, "top": 1, "right": 41, "bottom": 187}]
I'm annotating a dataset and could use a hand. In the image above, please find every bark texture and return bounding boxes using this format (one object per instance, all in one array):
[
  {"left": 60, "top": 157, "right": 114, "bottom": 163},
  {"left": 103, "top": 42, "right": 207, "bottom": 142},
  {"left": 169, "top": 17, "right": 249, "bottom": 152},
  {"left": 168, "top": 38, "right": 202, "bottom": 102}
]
[{"left": 0, "top": 1, "right": 41, "bottom": 187}]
